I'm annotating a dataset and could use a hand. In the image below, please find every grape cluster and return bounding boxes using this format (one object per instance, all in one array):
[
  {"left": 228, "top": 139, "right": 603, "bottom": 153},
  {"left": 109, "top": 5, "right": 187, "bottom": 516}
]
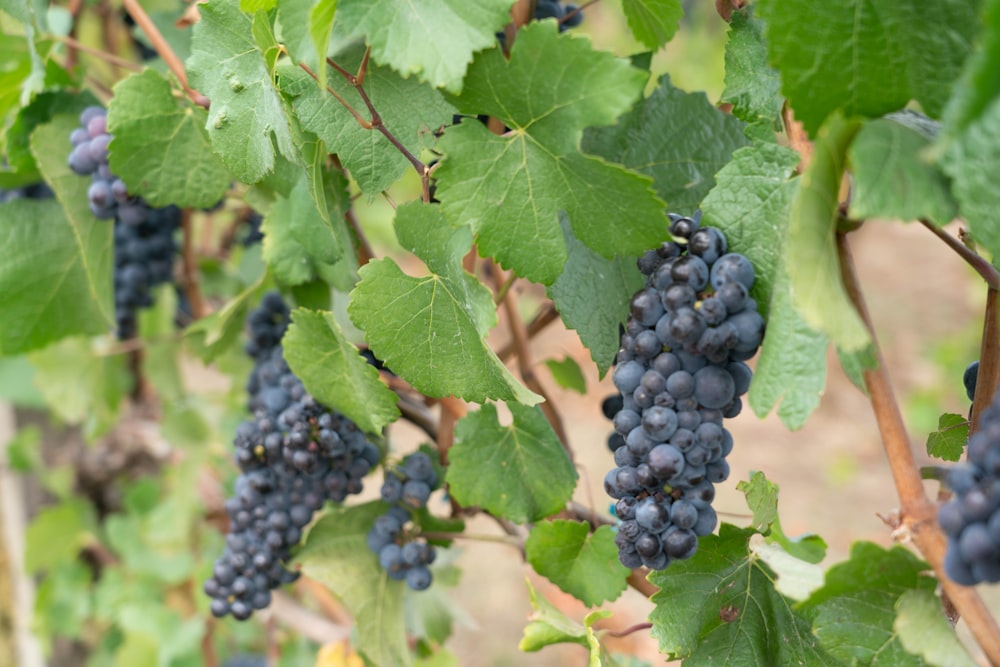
[
  {"left": 204, "top": 293, "right": 381, "bottom": 620},
  {"left": 534, "top": 0, "right": 584, "bottom": 29},
  {"left": 605, "top": 211, "right": 764, "bottom": 570},
  {"left": 965, "top": 361, "right": 979, "bottom": 402},
  {"left": 366, "top": 451, "right": 440, "bottom": 591},
  {"left": 0, "top": 182, "right": 53, "bottom": 202},
  {"left": 940, "top": 386, "right": 1000, "bottom": 585},
  {"left": 68, "top": 106, "right": 179, "bottom": 339}
]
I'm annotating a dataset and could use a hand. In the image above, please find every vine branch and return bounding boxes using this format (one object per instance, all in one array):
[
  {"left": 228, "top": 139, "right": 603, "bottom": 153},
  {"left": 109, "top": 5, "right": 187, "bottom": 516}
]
[
  {"left": 180, "top": 208, "right": 208, "bottom": 320},
  {"left": 121, "top": 0, "right": 209, "bottom": 108},
  {"left": 320, "top": 52, "right": 432, "bottom": 203},
  {"left": 838, "top": 232, "right": 1000, "bottom": 665},
  {"left": 919, "top": 219, "right": 1000, "bottom": 290}
]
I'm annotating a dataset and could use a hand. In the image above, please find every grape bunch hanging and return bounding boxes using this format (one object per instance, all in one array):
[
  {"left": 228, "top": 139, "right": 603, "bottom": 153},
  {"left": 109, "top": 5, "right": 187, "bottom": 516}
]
[
  {"left": 203, "top": 292, "right": 381, "bottom": 620},
  {"left": 366, "top": 451, "right": 441, "bottom": 591},
  {"left": 939, "top": 363, "right": 1000, "bottom": 586},
  {"left": 605, "top": 211, "right": 764, "bottom": 570},
  {"left": 67, "top": 106, "right": 180, "bottom": 339}
]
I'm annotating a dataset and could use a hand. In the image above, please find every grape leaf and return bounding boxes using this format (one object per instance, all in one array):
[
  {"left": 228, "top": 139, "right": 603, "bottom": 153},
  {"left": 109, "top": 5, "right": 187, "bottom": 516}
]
[
  {"left": 847, "top": 118, "right": 957, "bottom": 225},
  {"left": 547, "top": 213, "right": 645, "bottom": 377},
  {"left": 648, "top": 524, "right": 835, "bottom": 665},
  {"left": 699, "top": 142, "right": 826, "bottom": 430},
  {"left": 185, "top": 274, "right": 268, "bottom": 363},
  {"left": 106, "top": 69, "right": 230, "bottom": 209},
  {"left": 748, "top": 538, "right": 824, "bottom": 602},
  {"left": 722, "top": 7, "right": 783, "bottom": 130},
  {"left": 525, "top": 521, "right": 629, "bottom": 606},
  {"left": 283, "top": 308, "right": 400, "bottom": 434},
  {"left": 620, "top": 0, "right": 683, "bottom": 50},
  {"left": 926, "top": 413, "right": 968, "bottom": 462},
  {"left": 25, "top": 499, "right": 97, "bottom": 572},
  {"left": 186, "top": 0, "right": 296, "bottom": 183},
  {"left": 0, "top": 116, "right": 117, "bottom": 355},
  {"left": 519, "top": 578, "right": 611, "bottom": 662},
  {"left": 262, "top": 167, "right": 344, "bottom": 286},
  {"left": 348, "top": 202, "right": 540, "bottom": 405},
  {"left": 737, "top": 471, "right": 826, "bottom": 564},
  {"left": 334, "top": 0, "right": 514, "bottom": 93},
  {"left": 447, "top": 403, "right": 576, "bottom": 523},
  {"left": 583, "top": 73, "right": 749, "bottom": 217},
  {"left": 436, "top": 22, "right": 665, "bottom": 285},
  {"left": 786, "top": 114, "right": 869, "bottom": 352},
  {"left": 756, "top": 0, "right": 981, "bottom": 135},
  {"left": 543, "top": 357, "right": 586, "bottom": 394},
  {"left": 894, "top": 589, "right": 977, "bottom": 667},
  {"left": 798, "top": 542, "right": 936, "bottom": 666},
  {"left": 296, "top": 502, "right": 410, "bottom": 667},
  {"left": 275, "top": 0, "right": 336, "bottom": 89},
  {"left": 736, "top": 470, "right": 778, "bottom": 533},
  {"left": 278, "top": 44, "right": 454, "bottom": 197},
  {"left": 940, "top": 0, "right": 1000, "bottom": 265}
]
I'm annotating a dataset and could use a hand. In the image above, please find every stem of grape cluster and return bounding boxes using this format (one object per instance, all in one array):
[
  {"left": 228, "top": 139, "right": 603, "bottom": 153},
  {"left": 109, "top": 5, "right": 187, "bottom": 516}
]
[
  {"left": 838, "top": 232, "right": 1000, "bottom": 665},
  {"left": 121, "top": 0, "right": 208, "bottom": 108}
]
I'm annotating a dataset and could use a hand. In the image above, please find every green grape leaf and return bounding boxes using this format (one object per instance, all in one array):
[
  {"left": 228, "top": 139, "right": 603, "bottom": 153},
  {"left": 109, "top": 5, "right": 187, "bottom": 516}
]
[
  {"left": 940, "top": 0, "right": 1000, "bottom": 263},
  {"left": 187, "top": 0, "right": 296, "bottom": 183},
  {"left": 547, "top": 214, "right": 645, "bottom": 377},
  {"left": 334, "top": 0, "right": 514, "bottom": 93},
  {"left": 106, "top": 69, "right": 230, "bottom": 209},
  {"left": 722, "top": 7, "right": 783, "bottom": 130},
  {"left": 262, "top": 167, "right": 344, "bottom": 286},
  {"left": 519, "top": 578, "right": 611, "bottom": 660},
  {"left": 620, "top": 0, "right": 683, "bottom": 50},
  {"left": 737, "top": 471, "right": 826, "bottom": 564},
  {"left": 582, "top": 73, "right": 749, "bottom": 217},
  {"left": 0, "top": 116, "right": 117, "bottom": 354},
  {"left": 0, "top": 197, "right": 113, "bottom": 355},
  {"left": 748, "top": 538, "right": 824, "bottom": 602},
  {"left": 895, "top": 589, "right": 977, "bottom": 667},
  {"left": 283, "top": 308, "right": 400, "bottom": 434},
  {"left": 736, "top": 470, "right": 778, "bottom": 533},
  {"left": 25, "top": 499, "right": 97, "bottom": 572},
  {"left": 185, "top": 275, "right": 267, "bottom": 362},
  {"left": 526, "top": 521, "right": 629, "bottom": 606},
  {"left": 447, "top": 403, "right": 576, "bottom": 523},
  {"left": 519, "top": 578, "right": 589, "bottom": 651},
  {"left": 296, "top": 503, "right": 410, "bottom": 667},
  {"left": 436, "top": 22, "right": 665, "bottom": 285},
  {"left": 348, "top": 202, "right": 540, "bottom": 405},
  {"left": 756, "top": 0, "right": 981, "bottom": 135},
  {"left": 699, "top": 142, "right": 826, "bottom": 430},
  {"left": 275, "top": 0, "right": 337, "bottom": 86},
  {"left": 848, "top": 117, "right": 957, "bottom": 225},
  {"left": 29, "top": 337, "right": 129, "bottom": 439},
  {"left": 786, "top": 114, "right": 869, "bottom": 352},
  {"left": 926, "top": 413, "right": 969, "bottom": 462},
  {"left": 649, "top": 524, "right": 835, "bottom": 665},
  {"left": 278, "top": 44, "right": 454, "bottom": 197},
  {"left": 543, "top": 357, "right": 587, "bottom": 394},
  {"left": 798, "top": 543, "right": 936, "bottom": 666}
]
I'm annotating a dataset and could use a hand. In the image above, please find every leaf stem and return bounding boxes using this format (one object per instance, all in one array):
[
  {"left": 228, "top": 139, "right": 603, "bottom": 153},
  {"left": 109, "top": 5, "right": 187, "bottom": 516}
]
[
  {"left": 121, "top": 0, "right": 208, "bottom": 108},
  {"left": 53, "top": 34, "right": 143, "bottom": 73},
  {"left": 837, "top": 232, "right": 1000, "bottom": 665},
  {"left": 324, "top": 55, "right": 432, "bottom": 202},
  {"left": 604, "top": 621, "right": 653, "bottom": 638},
  {"left": 919, "top": 219, "right": 1000, "bottom": 290}
]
